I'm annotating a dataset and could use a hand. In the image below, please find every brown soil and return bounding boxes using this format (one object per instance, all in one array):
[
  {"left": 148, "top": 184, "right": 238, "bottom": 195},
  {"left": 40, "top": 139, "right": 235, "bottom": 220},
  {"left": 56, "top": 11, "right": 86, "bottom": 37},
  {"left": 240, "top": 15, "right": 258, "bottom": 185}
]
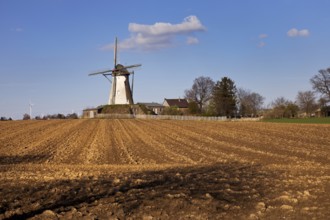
[{"left": 0, "top": 119, "right": 329, "bottom": 219}]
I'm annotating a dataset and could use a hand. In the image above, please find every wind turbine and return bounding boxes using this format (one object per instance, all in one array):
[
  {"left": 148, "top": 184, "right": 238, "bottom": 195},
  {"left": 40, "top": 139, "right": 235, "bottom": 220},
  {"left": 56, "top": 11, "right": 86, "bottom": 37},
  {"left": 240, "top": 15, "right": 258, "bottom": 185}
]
[
  {"left": 29, "top": 101, "right": 34, "bottom": 119},
  {"left": 89, "top": 37, "right": 141, "bottom": 105}
]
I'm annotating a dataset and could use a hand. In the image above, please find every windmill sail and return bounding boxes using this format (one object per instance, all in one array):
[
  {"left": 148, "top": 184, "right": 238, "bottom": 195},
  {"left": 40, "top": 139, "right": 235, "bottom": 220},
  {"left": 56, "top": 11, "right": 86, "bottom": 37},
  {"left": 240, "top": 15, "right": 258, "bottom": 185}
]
[{"left": 114, "top": 37, "right": 117, "bottom": 68}]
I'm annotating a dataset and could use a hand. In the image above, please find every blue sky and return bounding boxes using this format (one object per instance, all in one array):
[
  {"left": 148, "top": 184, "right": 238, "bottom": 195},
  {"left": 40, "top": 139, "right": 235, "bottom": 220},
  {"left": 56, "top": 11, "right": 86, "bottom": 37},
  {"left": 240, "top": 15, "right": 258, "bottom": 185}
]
[{"left": 1, "top": 0, "right": 330, "bottom": 119}]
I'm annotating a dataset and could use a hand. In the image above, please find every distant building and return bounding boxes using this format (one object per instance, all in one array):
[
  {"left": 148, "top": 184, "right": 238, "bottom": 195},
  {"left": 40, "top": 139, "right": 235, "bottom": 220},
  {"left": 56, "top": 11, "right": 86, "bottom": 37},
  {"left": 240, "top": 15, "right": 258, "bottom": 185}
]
[
  {"left": 82, "top": 104, "right": 151, "bottom": 118},
  {"left": 138, "top": 102, "right": 164, "bottom": 115},
  {"left": 163, "top": 98, "right": 189, "bottom": 108},
  {"left": 82, "top": 107, "right": 101, "bottom": 119},
  {"left": 163, "top": 98, "right": 189, "bottom": 114},
  {"left": 315, "top": 105, "right": 330, "bottom": 117}
]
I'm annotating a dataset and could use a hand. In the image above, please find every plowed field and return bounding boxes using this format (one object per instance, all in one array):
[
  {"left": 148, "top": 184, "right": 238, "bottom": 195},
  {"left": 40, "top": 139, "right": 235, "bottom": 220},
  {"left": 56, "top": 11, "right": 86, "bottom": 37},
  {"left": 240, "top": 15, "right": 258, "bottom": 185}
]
[{"left": 0, "top": 119, "right": 329, "bottom": 219}]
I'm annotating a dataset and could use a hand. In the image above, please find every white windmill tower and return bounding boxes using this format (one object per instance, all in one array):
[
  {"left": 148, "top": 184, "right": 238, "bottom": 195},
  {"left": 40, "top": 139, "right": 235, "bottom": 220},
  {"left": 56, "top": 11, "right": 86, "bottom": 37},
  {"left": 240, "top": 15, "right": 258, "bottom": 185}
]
[{"left": 89, "top": 37, "right": 141, "bottom": 105}]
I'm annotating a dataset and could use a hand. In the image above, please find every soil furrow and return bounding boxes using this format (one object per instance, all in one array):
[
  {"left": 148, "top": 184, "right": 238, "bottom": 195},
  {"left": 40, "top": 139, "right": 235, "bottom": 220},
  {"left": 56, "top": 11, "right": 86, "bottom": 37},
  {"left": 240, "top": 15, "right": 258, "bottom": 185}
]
[{"left": 124, "top": 120, "right": 194, "bottom": 164}]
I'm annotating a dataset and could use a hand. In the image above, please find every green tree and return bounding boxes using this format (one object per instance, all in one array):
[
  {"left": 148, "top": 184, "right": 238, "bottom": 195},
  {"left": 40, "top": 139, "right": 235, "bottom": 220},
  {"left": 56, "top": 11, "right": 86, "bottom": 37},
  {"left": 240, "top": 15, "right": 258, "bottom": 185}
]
[
  {"left": 187, "top": 101, "right": 199, "bottom": 115},
  {"left": 286, "top": 102, "right": 299, "bottom": 118},
  {"left": 318, "top": 97, "right": 330, "bottom": 117},
  {"left": 211, "top": 77, "right": 237, "bottom": 117},
  {"left": 161, "top": 106, "right": 183, "bottom": 115}
]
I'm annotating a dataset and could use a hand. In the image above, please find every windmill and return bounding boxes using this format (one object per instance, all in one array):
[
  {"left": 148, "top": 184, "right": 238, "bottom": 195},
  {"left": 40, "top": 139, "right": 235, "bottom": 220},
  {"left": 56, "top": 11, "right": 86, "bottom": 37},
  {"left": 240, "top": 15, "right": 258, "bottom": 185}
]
[{"left": 89, "top": 37, "right": 141, "bottom": 105}]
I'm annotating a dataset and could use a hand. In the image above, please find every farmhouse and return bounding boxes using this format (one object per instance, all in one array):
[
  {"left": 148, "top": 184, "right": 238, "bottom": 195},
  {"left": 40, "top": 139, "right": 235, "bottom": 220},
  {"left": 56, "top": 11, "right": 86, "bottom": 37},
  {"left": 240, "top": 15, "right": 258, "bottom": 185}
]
[
  {"left": 163, "top": 98, "right": 189, "bottom": 114},
  {"left": 163, "top": 98, "right": 189, "bottom": 109}
]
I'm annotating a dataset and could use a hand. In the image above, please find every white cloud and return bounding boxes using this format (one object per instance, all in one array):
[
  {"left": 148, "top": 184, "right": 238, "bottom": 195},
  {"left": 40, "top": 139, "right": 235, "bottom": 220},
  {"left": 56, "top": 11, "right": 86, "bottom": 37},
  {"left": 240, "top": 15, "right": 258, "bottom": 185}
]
[
  {"left": 258, "top": 41, "right": 266, "bottom": 48},
  {"left": 259, "top": 34, "right": 268, "bottom": 39},
  {"left": 287, "top": 28, "right": 310, "bottom": 37},
  {"left": 101, "top": 15, "right": 206, "bottom": 51},
  {"left": 186, "top": 36, "right": 199, "bottom": 45},
  {"left": 298, "top": 29, "right": 310, "bottom": 37},
  {"left": 287, "top": 28, "right": 298, "bottom": 37},
  {"left": 128, "top": 16, "right": 205, "bottom": 36},
  {"left": 256, "top": 34, "right": 267, "bottom": 48},
  {"left": 11, "top": 27, "right": 23, "bottom": 32}
]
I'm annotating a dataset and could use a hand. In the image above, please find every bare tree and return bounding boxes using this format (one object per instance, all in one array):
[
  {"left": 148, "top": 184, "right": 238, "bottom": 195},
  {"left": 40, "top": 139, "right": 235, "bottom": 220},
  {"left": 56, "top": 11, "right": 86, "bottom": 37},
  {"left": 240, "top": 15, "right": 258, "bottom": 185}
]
[
  {"left": 296, "top": 90, "right": 317, "bottom": 116},
  {"left": 310, "top": 68, "right": 330, "bottom": 100},
  {"left": 23, "top": 113, "right": 30, "bottom": 120},
  {"left": 318, "top": 97, "right": 329, "bottom": 108},
  {"left": 270, "top": 97, "right": 299, "bottom": 118},
  {"left": 184, "top": 76, "right": 215, "bottom": 113},
  {"left": 237, "top": 88, "right": 264, "bottom": 117}
]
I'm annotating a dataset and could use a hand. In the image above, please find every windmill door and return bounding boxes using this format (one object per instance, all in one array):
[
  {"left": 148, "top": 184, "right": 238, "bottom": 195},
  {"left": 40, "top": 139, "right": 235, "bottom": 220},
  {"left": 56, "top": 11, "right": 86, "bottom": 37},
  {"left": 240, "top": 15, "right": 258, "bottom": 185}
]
[{"left": 89, "top": 111, "right": 95, "bottom": 118}]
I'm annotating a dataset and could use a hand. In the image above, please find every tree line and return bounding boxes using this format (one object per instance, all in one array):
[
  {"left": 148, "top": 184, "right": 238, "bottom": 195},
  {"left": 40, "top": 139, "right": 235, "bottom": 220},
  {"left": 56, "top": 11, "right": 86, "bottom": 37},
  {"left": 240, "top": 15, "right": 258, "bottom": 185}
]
[
  {"left": 0, "top": 117, "right": 13, "bottom": 121},
  {"left": 22, "top": 113, "right": 79, "bottom": 120},
  {"left": 266, "top": 67, "right": 330, "bottom": 118},
  {"left": 184, "top": 76, "right": 262, "bottom": 117},
  {"left": 184, "top": 67, "right": 330, "bottom": 118},
  {"left": 2, "top": 67, "right": 329, "bottom": 120}
]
